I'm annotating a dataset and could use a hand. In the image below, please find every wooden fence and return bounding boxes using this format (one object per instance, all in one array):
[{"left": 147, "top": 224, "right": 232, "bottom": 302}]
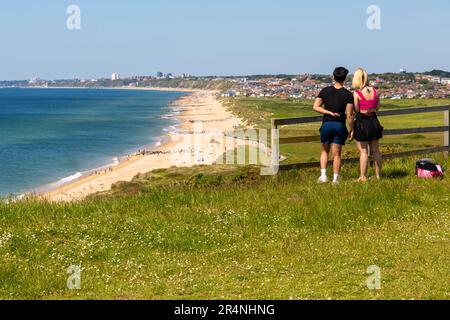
[{"left": 271, "top": 105, "right": 450, "bottom": 171}]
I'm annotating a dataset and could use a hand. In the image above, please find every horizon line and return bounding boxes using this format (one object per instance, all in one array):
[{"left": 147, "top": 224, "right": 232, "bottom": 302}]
[{"left": 1, "top": 69, "right": 449, "bottom": 82}]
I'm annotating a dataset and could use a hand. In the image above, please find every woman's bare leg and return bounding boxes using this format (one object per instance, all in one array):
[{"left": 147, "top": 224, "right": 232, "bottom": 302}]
[
  {"left": 356, "top": 141, "right": 369, "bottom": 181},
  {"left": 369, "top": 140, "right": 382, "bottom": 179}
]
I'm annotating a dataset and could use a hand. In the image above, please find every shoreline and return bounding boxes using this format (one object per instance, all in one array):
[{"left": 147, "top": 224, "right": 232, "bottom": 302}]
[
  {"left": 23, "top": 88, "right": 190, "bottom": 197},
  {"left": 33, "top": 122, "right": 177, "bottom": 196},
  {"left": 38, "top": 89, "right": 244, "bottom": 202}
]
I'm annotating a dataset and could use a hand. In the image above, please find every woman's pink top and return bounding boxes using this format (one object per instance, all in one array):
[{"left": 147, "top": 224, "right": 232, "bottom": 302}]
[{"left": 356, "top": 87, "right": 378, "bottom": 111}]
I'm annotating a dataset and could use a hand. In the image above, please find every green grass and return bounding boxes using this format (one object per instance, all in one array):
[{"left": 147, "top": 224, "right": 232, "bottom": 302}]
[
  {"left": 1, "top": 97, "right": 449, "bottom": 300},
  {"left": 223, "top": 97, "right": 316, "bottom": 127},
  {"left": 0, "top": 156, "right": 449, "bottom": 300}
]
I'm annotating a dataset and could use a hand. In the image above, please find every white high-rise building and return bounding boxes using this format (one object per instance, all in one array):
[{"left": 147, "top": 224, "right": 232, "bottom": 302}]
[{"left": 111, "top": 72, "right": 120, "bottom": 81}]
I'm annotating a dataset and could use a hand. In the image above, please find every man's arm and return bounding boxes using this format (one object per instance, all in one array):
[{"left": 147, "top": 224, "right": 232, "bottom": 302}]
[{"left": 313, "top": 98, "right": 340, "bottom": 117}]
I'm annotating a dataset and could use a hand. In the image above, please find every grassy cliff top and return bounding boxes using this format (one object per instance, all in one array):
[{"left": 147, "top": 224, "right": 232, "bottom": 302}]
[{"left": 1, "top": 156, "right": 449, "bottom": 299}]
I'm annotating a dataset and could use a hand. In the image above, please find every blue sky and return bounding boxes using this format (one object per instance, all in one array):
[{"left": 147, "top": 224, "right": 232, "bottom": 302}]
[{"left": 0, "top": 0, "right": 449, "bottom": 80}]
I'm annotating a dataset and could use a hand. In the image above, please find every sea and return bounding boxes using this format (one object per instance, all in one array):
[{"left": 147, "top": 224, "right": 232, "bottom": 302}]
[{"left": 0, "top": 88, "right": 187, "bottom": 197}]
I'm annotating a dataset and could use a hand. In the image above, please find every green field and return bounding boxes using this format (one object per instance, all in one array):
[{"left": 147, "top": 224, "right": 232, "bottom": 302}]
[{"left": 0, "top": 97, "right": 449, "bottom": 300}]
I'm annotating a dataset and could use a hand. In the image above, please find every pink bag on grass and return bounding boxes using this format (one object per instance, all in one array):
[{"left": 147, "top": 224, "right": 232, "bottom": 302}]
[{"left": 416, "top": 159, "right": 444, "bottom": 178}]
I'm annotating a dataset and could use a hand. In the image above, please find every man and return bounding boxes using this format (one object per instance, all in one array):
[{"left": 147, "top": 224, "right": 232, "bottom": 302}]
[{"left": 313, "top": 67, "right": 354, "bottom": 184}]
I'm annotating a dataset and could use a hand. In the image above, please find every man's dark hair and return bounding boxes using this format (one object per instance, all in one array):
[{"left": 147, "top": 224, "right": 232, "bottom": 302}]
[{"left": 333, "top": 67, "right": 349, "bottom": 83}]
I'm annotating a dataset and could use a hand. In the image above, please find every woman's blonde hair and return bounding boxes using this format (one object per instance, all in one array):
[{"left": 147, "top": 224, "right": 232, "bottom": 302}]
[{"left": 352, "top": 68, "right": 368, "bottom": 89}]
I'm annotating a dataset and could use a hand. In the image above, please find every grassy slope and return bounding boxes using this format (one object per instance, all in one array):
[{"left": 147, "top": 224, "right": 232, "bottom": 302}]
[
  {"left": 1, "top": 98, "right": 449, "bottom": 300},
  {"left": 1, "top": 157, "right": 449, "bottom": 300},
  {"left": 48, "top": 79, "right": 234, "bottom": 91},
  {"left": 144, "top": 79, "right": 234, "bottom": 91}
]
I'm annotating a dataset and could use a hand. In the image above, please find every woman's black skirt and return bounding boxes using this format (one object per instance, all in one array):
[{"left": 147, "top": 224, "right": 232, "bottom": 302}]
[{"left": 354, "top": 113, "right": 384, "bottom": 142}]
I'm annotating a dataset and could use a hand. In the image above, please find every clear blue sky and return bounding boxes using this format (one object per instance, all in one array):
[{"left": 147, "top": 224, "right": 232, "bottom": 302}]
[{"left": 0, "top": 0, "right": 449, "bottom": 80}]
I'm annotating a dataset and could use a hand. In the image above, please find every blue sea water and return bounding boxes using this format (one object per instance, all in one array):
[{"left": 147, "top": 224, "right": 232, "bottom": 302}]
[{"left": 0, "top": 88, "right": 187, "bottom": 196}]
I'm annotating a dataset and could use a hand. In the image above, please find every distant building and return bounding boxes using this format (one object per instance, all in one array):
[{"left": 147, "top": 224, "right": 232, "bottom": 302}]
[
  {"left": 156, "top": 72, "right": 163, "bottom": 78},
  {"left": 431, "top": 77, "right": 442, "bottom": 84},
  {"left": 221, "top": 90, "right": 238, "bottom": 98},
  {"left": 29, "top": 77, "right": 39, "bottom": 84},
  {"left": 111, "top": 73, "right": 120, "bottom": 81},
  {"left": 400, "top": 68, "right": 407, "bottom": 74}
]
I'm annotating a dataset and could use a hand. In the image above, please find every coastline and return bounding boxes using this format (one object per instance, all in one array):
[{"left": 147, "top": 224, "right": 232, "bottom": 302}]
[
  {"left": 19, "top": 85, "right": 201, "bottom": 93},
  {"left": 39, "top": 89, "right": 243, "bottom": 202}
]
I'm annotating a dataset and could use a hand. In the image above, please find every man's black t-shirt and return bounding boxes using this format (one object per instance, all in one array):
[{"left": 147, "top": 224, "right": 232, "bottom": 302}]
[{"left": 317, "top": 86, "right": 354, "bottom": 122}]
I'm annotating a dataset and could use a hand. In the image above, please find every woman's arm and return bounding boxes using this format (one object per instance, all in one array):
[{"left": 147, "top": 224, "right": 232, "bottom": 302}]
[
  {"left": 353, "top": 93, "right": 360, "bottom": 113},
  {"left": 313, "top": 98, "right": 339, "bottom": 117}
]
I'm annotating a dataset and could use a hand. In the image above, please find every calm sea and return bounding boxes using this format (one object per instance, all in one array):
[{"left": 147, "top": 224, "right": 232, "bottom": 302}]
[{"left": 0, "top": 88, "right": 187, "bottom": 196}]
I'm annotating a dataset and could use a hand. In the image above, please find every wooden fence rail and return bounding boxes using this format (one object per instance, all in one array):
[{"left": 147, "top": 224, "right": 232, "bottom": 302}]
[{"left": 271, "top": 105, "right": 450, "bottom": 171}]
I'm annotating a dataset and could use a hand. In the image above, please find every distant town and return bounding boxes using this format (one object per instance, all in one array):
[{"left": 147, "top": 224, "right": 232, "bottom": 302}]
[
  {"left": 222, "top": 70, "right": 450, "bottom": 100},
  {"left": 1, "top": 69, "right": 450, "bottom": 100}
]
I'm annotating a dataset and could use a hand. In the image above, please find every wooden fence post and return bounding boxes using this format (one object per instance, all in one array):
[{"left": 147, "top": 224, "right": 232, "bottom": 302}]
[
  {"left": 271, "top": 119, "right": 280, "bottom": 174},
  {"left": 445, "top": 109, "right": 450, "bottom": 159}
]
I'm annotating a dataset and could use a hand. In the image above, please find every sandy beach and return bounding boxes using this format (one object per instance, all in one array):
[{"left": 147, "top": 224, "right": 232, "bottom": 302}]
[{"left": 42, "top": 89, "right": 244, "bottom": 202}]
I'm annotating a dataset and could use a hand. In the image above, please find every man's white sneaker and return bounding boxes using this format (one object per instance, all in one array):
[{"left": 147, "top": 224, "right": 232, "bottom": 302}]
[{"left": 317, "top": 176, "right": 328, "bottom": 184}]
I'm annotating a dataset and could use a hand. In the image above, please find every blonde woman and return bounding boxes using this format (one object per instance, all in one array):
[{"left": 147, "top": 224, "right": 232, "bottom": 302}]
[{"left": 351, "top": 68, "right": 384, "bottom": 181}]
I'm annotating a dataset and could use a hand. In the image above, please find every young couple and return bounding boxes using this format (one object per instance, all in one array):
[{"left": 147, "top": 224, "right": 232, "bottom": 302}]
[{"left": 313, "top": 67, "right": 384, "bottom": 184}]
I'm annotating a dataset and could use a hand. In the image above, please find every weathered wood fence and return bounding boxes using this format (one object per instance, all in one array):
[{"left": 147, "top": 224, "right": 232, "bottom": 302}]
[{"left": 271, "top": 105, "right": 450, "bottom": 171}]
